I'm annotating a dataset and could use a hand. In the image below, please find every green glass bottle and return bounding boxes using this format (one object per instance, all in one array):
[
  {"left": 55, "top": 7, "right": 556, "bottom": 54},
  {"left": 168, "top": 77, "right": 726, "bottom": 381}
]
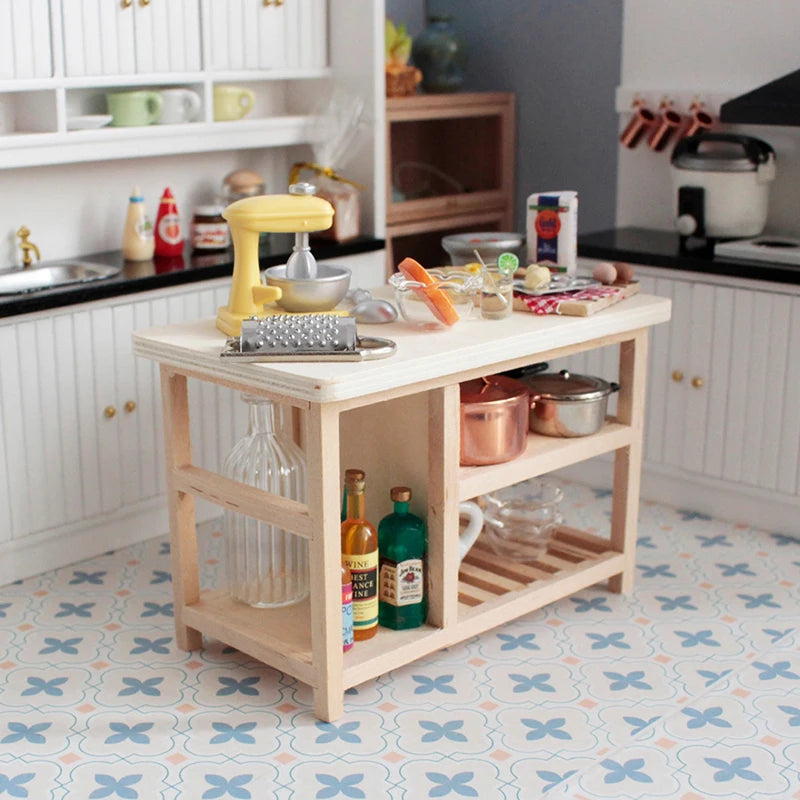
[{"left": 378, "top": 486, "right": 427, "bottom": 629}]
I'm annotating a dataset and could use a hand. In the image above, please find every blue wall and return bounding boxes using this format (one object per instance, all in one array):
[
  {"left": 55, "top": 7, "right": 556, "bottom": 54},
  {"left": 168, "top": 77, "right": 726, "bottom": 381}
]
[{"left": 386, "top": 0, "right": 623, "bottom": 234}]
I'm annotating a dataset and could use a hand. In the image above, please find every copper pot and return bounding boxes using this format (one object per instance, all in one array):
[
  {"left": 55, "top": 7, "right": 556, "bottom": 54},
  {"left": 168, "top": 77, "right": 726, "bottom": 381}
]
[{"left": 459, "top": 375, "right": 529, "bottom": 466}]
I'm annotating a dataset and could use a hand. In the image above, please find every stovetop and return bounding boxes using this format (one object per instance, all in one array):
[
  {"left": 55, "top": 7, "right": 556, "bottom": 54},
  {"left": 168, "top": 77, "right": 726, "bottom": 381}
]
[
  {"left": 578, "top": 227, "right": 800, "bottom": 287},
  {"left": 714, "top": 236, "right": 800, "bottom": 266}
]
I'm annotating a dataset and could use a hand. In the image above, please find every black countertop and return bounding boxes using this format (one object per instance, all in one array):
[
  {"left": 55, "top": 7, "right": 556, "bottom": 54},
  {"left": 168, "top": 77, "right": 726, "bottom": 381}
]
[
  {"left": 578, "top": 227, "right": 800, "bottom": 286},
  {"left": 0, "top": 234, "right": 384, "bottom": 319}
]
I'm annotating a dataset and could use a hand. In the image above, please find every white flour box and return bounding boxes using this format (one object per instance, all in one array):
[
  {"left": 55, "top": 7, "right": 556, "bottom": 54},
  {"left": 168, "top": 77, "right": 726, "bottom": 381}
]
[{"left": 526, "top": 190, "right": 578, "bottom": 275}]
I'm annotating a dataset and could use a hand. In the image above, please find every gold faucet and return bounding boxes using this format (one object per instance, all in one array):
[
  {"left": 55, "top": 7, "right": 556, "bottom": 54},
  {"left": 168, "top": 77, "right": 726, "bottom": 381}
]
[{"left": 17, "top": 226, "right": 41, "bottom": 269}]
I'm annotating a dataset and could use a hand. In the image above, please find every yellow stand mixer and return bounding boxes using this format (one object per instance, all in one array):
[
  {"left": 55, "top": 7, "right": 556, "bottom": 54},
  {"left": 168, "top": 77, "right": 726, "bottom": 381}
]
[{"left": 216, "top": 188, "right": 335, "bottom": 336}]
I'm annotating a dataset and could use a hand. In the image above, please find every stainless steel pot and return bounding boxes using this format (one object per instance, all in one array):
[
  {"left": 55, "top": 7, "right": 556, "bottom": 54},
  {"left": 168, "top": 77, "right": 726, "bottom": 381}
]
[
  {"left": 520, "top": 369, "right": 619, "bottom": 438},
  {"left": 459, "top": 375, "right": 529, "bottom": 465}
]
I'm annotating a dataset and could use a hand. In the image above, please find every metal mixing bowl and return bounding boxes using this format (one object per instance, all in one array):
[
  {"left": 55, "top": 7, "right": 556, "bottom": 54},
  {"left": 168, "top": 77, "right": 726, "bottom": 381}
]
[
  {"left": 264, "top": 263, "right": 351, "bottom": 312},
  {"left": 441, "top": 231, "right": 525, "bottom": 266}
]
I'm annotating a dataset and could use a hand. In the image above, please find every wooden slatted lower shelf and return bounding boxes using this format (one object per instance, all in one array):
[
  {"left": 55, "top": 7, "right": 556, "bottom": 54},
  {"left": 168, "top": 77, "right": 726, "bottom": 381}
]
[{"left": 182, "top": 526, "right": 624, "bottom": 692}]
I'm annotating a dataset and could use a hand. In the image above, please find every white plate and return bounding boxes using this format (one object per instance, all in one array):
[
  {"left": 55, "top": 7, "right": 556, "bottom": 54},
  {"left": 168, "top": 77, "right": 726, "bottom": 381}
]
[
  {"left": 67, "top": 115, "right": 113, "bottom": 131},
  {"left": 513, "top": 275, "right": 601, "bottom": 296}
]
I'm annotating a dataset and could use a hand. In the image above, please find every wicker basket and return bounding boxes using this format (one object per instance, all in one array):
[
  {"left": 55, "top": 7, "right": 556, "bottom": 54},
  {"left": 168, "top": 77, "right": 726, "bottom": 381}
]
[{"left": 385, "top": 66, "right": 422, "bottom": 98}]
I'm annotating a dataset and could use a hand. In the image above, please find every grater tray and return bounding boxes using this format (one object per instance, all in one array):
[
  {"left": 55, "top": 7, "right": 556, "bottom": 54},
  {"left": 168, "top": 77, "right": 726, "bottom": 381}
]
[{"left": 221, "top": 314, "right": 396, "bottom": 362}]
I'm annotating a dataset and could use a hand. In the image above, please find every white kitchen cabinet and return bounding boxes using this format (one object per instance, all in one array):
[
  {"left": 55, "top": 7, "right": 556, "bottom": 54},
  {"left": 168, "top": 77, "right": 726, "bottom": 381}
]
[
  {"left": 0, "top": 0, "right": 52, "bottom": 80},
  {"left": 208, "top": 0, "right": 327, "bottom": 72},
  {"left": 62, "top": 0, "right": 202, "bottom": 77},
  {"left": 561, "top": 261, "right": 800, "bottom": 533},
  {"left": 0, "top": 277, "right": 246, "bottom": 585}
]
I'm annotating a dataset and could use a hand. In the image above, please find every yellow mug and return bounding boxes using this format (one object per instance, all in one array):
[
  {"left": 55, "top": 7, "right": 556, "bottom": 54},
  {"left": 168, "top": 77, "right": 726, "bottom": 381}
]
[{"left": 213, "top": 85, "right": 255, "bottom": 121}]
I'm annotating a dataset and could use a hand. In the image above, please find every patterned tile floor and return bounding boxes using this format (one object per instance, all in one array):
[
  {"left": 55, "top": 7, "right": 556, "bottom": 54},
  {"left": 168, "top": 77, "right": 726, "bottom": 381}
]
[{"left": 1, "top": 478, "right": 799, "bottom": 799}]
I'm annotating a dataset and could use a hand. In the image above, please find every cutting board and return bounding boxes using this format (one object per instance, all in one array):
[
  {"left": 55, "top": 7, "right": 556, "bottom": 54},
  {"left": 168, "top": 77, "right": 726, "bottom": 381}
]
[{"left": 513, "top": 280, "right": 641, "bottom": 317}]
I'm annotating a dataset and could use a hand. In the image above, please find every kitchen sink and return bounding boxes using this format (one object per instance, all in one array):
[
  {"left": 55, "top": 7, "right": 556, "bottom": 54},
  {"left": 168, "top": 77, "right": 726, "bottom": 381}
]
[{"left": 0, "top": 262, "right": 121, "bottom": 295}]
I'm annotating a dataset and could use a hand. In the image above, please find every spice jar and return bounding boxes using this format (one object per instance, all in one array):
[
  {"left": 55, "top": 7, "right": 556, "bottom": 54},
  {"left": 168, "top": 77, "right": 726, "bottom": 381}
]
[{"left": 191, "top": 205, "right": 230, "bottom": 252}]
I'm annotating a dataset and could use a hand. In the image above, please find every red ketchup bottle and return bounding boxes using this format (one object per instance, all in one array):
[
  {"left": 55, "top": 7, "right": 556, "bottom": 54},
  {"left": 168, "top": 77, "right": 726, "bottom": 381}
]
[{"left": 154, "top": 187, "right": 184, "bottom": 257}]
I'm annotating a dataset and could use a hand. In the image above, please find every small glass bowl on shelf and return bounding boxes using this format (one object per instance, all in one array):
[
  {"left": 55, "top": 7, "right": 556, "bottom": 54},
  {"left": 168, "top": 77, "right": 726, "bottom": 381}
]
[
  {"left": 389, "top": 268, "right": 482, "bottom": 329},
  {"left": 479, "top": 478, "right": 564, "bottom": 562}
]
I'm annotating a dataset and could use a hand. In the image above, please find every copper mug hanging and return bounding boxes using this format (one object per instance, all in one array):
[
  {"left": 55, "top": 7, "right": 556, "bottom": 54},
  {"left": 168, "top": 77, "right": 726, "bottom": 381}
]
[
  {"left": 648, "top": 99, "right": 684, "bottom": 152},
  {"left": 619, "top": 99, "right": 657, "bottom": 148},
  {"left": 685, "top": 99, "right": 715, "bottom": 137}
]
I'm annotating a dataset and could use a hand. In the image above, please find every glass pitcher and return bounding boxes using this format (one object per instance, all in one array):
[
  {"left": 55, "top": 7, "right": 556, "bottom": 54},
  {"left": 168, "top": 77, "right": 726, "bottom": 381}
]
[{"left": 222, "top": 394, "right": 309, "bottom": 607}]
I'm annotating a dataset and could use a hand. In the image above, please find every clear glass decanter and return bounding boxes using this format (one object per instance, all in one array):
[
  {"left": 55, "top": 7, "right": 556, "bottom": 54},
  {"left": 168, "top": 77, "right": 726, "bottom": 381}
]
[{"left": 222, "top": 394, "right": 309, "bottom": 607}]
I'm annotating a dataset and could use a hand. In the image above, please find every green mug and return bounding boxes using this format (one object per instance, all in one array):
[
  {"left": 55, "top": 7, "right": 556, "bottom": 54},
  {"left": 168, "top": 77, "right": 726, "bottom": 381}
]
[
  {"left": 213, "top": 85, "right": 255, "bottom": 121},
  {"left": 106, "top": 90, "right": 163, "bottom": 127}
]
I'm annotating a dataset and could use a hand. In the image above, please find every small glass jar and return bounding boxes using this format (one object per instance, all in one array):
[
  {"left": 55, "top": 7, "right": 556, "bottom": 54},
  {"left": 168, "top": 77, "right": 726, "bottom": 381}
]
[
  {"left": 480, "top": 267, "right": 513, "bottom": 320},
  {"left": 191, "top": 205, "right": 230, "bottom": 252}
]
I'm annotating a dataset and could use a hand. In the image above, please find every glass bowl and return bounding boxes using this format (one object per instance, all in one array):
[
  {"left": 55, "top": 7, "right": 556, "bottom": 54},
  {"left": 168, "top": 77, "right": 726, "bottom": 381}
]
[
  {"left": 389, "top": 268, "right": 481, "bottom": 329},
  {"left": 479, "top": 479, "right": 564, "bottom": 562}
]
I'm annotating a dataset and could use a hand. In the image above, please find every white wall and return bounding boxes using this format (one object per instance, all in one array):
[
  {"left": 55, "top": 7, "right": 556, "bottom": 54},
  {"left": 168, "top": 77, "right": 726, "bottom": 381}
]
[
  {"left": 617, "top": 0, "right": 800, "bottom": 236},
  {"left": 0, "top": 148, "right": 295, "bottom": 269}
]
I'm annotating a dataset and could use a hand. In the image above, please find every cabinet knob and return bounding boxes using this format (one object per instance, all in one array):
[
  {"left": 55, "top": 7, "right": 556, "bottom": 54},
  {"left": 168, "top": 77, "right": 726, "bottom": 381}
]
[
  {"left": 691, "top": 376, "right": 703, "bottom": 389},
  {"left": 104, "top": 405, "right": 117, "bottom": 419},
  {"left": 263, "top": 0, "right": 272, "bottom": 5},
  {"left": 121, "top": 0, "right": 132, "bottom": 7},
  {"left": 671, "top": 370, "right": 684, "bottom": 383},
  {"left": 139, "top": 0, "right": 151, "bottom": 5},
  {"left": 125, "top": 400, "right": 137, "bottom": 413}
]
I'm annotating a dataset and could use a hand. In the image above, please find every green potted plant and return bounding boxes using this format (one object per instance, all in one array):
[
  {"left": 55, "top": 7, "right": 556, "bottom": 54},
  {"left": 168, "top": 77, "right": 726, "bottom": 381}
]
[{"left": 385, "top": 19, "right": 421, "bottom": 97}]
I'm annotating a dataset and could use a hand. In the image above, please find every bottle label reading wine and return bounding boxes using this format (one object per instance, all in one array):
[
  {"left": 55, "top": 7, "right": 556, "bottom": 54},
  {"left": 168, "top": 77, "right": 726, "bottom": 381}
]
[
  {"left": 343, "top": 551, "right": 378, "bottom": 630},
  {"left": 379, "top": 558, "right": 424, "bottom": 606}
]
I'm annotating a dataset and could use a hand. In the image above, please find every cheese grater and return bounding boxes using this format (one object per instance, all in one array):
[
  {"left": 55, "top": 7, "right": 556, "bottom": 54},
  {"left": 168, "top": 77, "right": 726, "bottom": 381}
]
[{"left": 220, "top": 314, "right": 396, "bottom": 362}]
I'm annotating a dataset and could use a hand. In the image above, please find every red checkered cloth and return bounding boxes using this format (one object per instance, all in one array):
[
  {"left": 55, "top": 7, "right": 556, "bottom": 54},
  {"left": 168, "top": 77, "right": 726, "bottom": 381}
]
[{"left": 514, "top": 285, "right": 624, "bottom": 315}]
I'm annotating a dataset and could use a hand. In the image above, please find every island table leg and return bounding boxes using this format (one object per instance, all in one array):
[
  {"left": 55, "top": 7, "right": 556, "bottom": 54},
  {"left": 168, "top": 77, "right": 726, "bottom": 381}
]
[
  {"left": 609, "top": 330, "right": 648, "bottom": 594},
  {"left": 160, "top": 365, "right": 202, "bottom": 651}
]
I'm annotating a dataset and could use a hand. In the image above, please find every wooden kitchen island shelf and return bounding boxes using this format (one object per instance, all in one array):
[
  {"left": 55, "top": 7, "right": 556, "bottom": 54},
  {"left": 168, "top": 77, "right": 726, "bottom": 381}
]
[{"left": 132, "top": 292, "right": 671, "bottom": 721}]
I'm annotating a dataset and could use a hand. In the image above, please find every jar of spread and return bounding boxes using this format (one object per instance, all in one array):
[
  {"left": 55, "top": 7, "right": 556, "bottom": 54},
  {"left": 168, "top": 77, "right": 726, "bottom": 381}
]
[{"left": 191, "top": 205, "right": 230, "bottom": 252}]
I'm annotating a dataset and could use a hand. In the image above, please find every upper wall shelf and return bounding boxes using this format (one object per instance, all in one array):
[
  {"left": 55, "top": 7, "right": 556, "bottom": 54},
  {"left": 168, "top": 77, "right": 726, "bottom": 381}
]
[{"left": 0, "top": 0, "right": 329, "bottom": 169}]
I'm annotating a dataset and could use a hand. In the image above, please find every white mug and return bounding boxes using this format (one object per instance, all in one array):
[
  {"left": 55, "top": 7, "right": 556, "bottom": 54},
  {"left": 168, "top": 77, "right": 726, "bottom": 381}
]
[
  {"left": 458, "top": 501, "right": 484, "bottom": 562},
  {"left": 157, "top": 88, "right": 201, "bottom": 125}
]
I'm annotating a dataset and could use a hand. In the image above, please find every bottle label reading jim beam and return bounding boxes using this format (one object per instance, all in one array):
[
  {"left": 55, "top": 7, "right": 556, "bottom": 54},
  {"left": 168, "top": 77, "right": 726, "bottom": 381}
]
[{"left": 342, "top": 551, "right": 378, "bottom": 631}]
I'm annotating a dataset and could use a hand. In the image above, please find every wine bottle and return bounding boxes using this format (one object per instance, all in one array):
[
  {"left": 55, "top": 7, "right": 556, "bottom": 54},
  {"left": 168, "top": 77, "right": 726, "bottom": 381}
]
[{"left": 341, "top": 470, "right": 379, "bottom": 641}]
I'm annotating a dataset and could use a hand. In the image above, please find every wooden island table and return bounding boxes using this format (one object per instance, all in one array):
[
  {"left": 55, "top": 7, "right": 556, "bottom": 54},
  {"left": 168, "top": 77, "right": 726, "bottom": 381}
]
[{"left": 132, "top": 292, "right": 671, "bottom": 721}]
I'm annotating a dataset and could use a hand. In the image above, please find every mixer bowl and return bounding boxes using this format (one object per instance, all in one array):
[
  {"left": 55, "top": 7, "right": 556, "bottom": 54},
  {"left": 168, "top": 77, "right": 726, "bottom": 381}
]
[{"left": 264, "top": 263, "right": 351, "bottom": 312}]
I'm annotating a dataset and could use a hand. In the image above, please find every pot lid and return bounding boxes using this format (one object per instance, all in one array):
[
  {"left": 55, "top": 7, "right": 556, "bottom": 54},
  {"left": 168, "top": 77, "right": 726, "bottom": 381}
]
[
  {"left": 460, "top": 374, "right": 529, "bottom": 404},
  {"left": 519, "top": 370, "right": 612, "bottom": 402},
  {"left": 671, "top": 133, "right": 775, "bottom": 172}
]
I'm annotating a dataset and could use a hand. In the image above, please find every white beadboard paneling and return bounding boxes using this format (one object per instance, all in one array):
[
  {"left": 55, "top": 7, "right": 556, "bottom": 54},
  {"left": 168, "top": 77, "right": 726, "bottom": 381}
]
[
  {"left": 182, "top": 0, "right": 202, "bottom": 71},
  {"left": 144, "top": 0, "right": 172, "bottom": 75},
  {"left": 116, "top": 0, "right": 137, "bottom": 74},
  {"left": 98, "top": 0, "right": 121, "bottom": 74},
  {"left": 259, "top": 0, "right": 286, "bottom": 69},
  {"left": 662, "top": 280, "right": 691, "bottom": 469},
  {"left": 703, "top": 287, "right": 734, "bottom": 478},
  {"left": 133, "top": 300, "right": 160, "bottom": 501},
  {"left": 757, "top": 293, "right": 791, "bottom": 491},
  {"left": 740, "top": 292, "right": 771, "bottom": 488},
  {"left": 90, "top": 306, "right": 122, "bottom": 515},
  {"left": 34, "top": 316, "right": 68, "bottom": 532},
  {"left": 29, "top": 0, "right": 52, "bottom": 77},
  {"left": 10, "top": 0, "right": 35, "bottom": 78},
  {"left": 0, "top": 0, "right": 13, "bottom": 80},
  {"left": 149, "top": 297, "right": 170, "bottom": 495},
  {"left": 723, "top": 289, "right": 754, "bottom": 485},
  {"left": 62, "top": 1, "right": 87, "bottom": 76},
  {"left": 208, "top": 0, "right": 231, "bottom": 70},
  {"left": 72, "top": 311, "right": 102, "bottom": 520},
  {"left": 640, "top": 275, "right": 667, "bottom": 466},
  {"left": 227, "top": 0, "right": 245, "bottom": 71},
  {"left": 682, "top": 283, "right": 714, "bottom": 475},
  {"left": 243, "top": 0, "right": 260, "bottom": 70},
  {"left": 16, "top": 319, "right": 46, "bottom": 533},
  {"left": 780, "top": 297, "right": 800, "bottom": 496},
  {"left": 285, "top": 0, "right": 301, "bottom": 70},
  {"left": 113, "top": 302, "right": 141, "bottom": 509},
  {"left": 0, "top": 324, "right": 23, "bottom": 538}
]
